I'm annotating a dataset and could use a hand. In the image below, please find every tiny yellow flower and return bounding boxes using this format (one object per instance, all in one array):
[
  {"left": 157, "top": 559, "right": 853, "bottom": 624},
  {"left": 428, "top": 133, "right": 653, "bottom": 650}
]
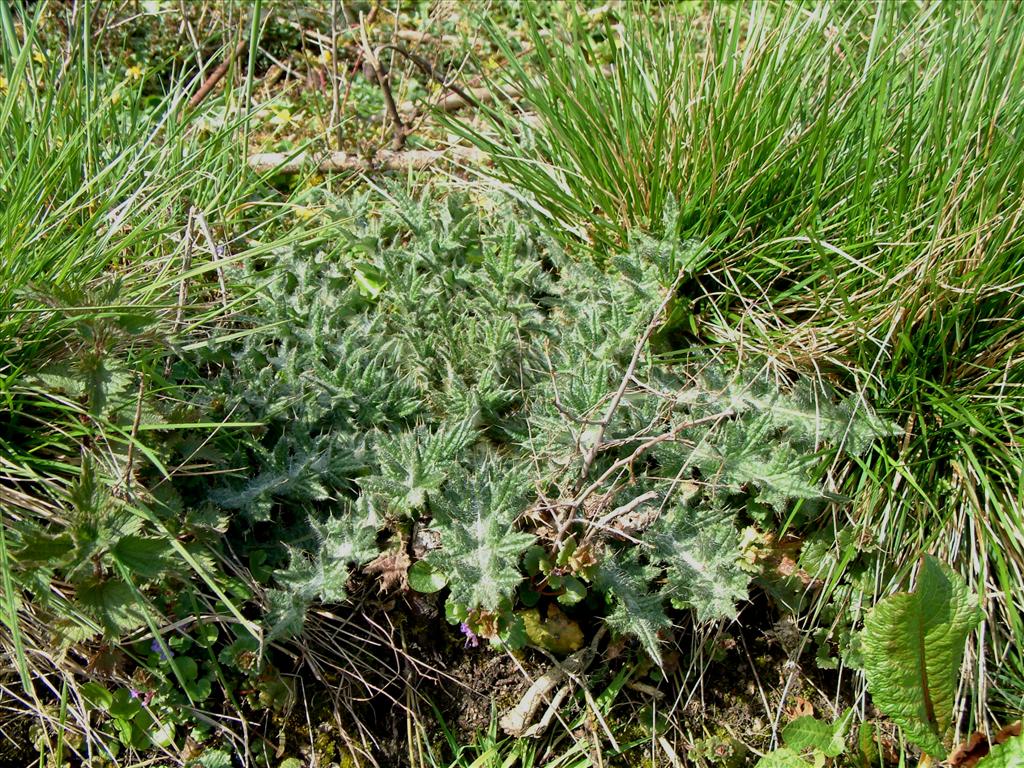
[
  {"left": 292, "top": 205, "right": 317, "bottom": 221},
  {"left": 0, "top": 75, "right": 8, "bottom": 92},
  {"left": 269, "top": 107, "right": 293, "bottom": 126},
  {"left": 32, "top": 50, "right": 46, "bottom": 64},
  {"left": 319, "top": 50, "right": 332, "bottom": 65},
  {"left": 126, "top": 65, "right": 143, "bottom": 81}
]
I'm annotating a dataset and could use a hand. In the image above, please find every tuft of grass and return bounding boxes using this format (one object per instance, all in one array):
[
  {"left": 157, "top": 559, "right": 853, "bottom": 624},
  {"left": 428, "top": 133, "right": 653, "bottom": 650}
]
[
  {"left": 451, "top": 0, "right": 1024, "bottom": 715},
  {"left": 0, "top": 4, "right": 284, "bottom": 761}
]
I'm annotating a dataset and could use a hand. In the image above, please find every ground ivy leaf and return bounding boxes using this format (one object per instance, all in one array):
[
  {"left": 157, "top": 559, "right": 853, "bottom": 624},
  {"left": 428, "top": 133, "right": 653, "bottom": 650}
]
[{"left": 408, "top": 560, "right": 446, "bottom": 593}]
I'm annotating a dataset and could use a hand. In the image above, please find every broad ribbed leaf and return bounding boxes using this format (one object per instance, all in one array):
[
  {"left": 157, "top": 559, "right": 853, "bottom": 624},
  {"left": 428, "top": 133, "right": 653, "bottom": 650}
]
[{"left": 862, "top": 556, "right": 981, "bottom": 759}]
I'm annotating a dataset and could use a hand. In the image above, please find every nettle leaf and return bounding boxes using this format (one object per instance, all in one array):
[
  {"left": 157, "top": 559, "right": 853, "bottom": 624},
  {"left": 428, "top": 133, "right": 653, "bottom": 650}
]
[
  {"left": 197, "top": 749, "right": 234, "bottom": 768},
  {"left": 754, "top": 747, "right": 816, "bottom": 768},
  {"left": 650, "top": 505, "right": 749, "bottom": 623},
  {"left": 14, "top": 532, "right": 74, "bottom": 564},
  {"left": 862, "top": 555, "right": 982, "bottom": 759},
  {"left": 425, "top": 463, "right": 534, "bottom": 612},
  {"left": 594, "top": 556, "right": 670, "bottom": 663},
  {"left": 111, "top": 536, "right": 173, "bottom": 579},
  {"left": 76, "top": 578, "right": 148, "bottom": 637},
  {"left": 782, "top": 710, "right": 852, "bottom": 758}
]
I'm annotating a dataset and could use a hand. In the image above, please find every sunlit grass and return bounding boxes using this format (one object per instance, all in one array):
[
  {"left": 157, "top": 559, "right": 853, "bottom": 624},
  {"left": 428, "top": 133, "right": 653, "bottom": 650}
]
[{"left": 0, "top": 4, "right": 286, "bottom": 760}]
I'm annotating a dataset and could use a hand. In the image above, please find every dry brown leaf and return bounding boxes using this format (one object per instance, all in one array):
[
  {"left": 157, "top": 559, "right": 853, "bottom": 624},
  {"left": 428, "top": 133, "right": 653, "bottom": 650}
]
[
  {"left": 363, "top": 547, "right": 411, "bottom": 593},
  {"left": 786, "top": 695, "right": 815, "bottom": 720},
  {"left": 952, "top": 722, "right": 1024, "bottom": 768}
]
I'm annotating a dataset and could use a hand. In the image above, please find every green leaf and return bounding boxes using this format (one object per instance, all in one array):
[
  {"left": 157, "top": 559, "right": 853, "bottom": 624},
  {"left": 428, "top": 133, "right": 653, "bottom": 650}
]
[
  {"left": 408, "top": 560, "right": 447, "bottom": 593},
  {"left": 523, "top": 545, "right": 547, "bottom": 576},
  {"left": 111, "top": 535, "right": 172, "bottom": 579},
  {"left": 186, "top": 677, "right": 213, "bottom": 703},
  {"left": 755, "top": 747, "right": 815, "bottom": 768},
  {"left": 519, "top": 586, "right": 541, "bottom": 607},
  {"left": 497, "top": 612, "right": 528, "bottom": 650},
  {"left": 171, "top": 655, "right": 199, "bottom": 682},
  {"left": 862, "top": 556, "right": 982, "bottom": 759},
  {"left": 80, "top": 682, "right": 113, "bottom": 710},
  {"left": 131, "top": 708, "right": 175, "bottom": 748},
  {"left": 14, "top": 532, "right": 74, "bottom": 563},
  {"left": 977, "top": 733, "right": 1024, "bottom": 768},
  {"left": 557, "top": 575, "right": 587, "bottom": 606},
  {"left": 195, "top": 624, "right": 219, "bottom": 648},
  {"left": 195, "top": 751, "right": 233, "bottom": 768},
  {"left": 108, "top": 687, "right": 142, "bottom": 719},
  {"left": 76, "top": 578, "right": 148, "bottom": 636},
  {"left": 359, "top": 420, "right": 476, "bottom": 516},
  {"left": 782, "top": 711, "right": 850, "bottom": 758}
]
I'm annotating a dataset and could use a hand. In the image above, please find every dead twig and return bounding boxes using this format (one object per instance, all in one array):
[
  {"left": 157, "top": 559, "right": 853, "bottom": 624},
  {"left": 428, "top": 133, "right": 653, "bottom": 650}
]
[
  {"left": 575, "top": 269, "right": 689, "bottom": 490},
  {"left": 120, "top": 376, "right": 146, "bottom": 492},
  {"left": 246, "top": 147, "right": 489, "bottom": 174},
  {"left": 189, "top": 38, "right": 248, "bottom": 109},
  {"left": 398, "top": 85, "right": 507, "bottom": 116},
  {"left": 374, "top": 43, "right": 480, "bottom": 110},
  {"left": 165, "top": 208, "right": 195, "bottom": 377},
  {"left": 193, "top": 209, "right": 229, "bottom": 309},
  {"left": 359, "top": 21, "right": 406, "bottom": 150},
  {"left": 499, "top": 626, "right": 606, "bottom": 738},
  {"left": 394, "top": 29, "right": 462, "bottom": 47}
]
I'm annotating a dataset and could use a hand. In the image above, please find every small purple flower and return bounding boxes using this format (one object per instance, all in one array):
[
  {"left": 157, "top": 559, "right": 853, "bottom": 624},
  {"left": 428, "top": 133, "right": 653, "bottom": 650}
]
[
  {"left": 130, "top": 687, "right": 155, "bottom": 705},
  {"left": 459, "top": 622, "right": 479, "bottom": 648},
  {"left": 150, "top": 638, "right": 172, "bottom": 659}
]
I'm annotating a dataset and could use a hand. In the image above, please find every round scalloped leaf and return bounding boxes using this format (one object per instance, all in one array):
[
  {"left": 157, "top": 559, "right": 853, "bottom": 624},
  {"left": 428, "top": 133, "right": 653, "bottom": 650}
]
[{"left": 408, "top": 560, "right": 447, "bottom": 593}]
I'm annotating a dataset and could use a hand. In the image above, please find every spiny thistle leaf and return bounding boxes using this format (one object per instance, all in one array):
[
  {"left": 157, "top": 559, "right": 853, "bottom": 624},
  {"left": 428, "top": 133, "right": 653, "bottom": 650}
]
[
  {"left": 651, "top": 504, "right": 749, "bottom": 623},
  {"left": 425, "top": 463, "right": 535, "bottom": 611},
  {"left": 594, "top": 555, "right": 670, "bottom": 663},
  {"left": 359, "top": 419, "right": 476, "bottom": 516},
  {"left": 267, "top": 498, "right": 381, "bottom": 639}
]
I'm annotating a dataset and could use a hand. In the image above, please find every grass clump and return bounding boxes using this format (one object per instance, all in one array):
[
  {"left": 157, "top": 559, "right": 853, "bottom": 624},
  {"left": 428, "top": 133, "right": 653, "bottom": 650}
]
[{"left": 0, "top": 5, "right": 290, "bottom": 762}]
